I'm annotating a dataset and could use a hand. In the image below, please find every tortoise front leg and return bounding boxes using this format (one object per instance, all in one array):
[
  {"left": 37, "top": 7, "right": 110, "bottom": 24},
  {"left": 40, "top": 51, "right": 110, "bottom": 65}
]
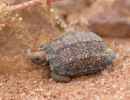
[{"left": 51, "top": 70, "right": 72, "bottom": 83}]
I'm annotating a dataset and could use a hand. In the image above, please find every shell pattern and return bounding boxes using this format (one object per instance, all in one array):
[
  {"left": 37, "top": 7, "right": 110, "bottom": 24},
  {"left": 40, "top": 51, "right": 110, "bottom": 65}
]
[{"left": 41, "top": 31, "right": 116, "bottom": 76}]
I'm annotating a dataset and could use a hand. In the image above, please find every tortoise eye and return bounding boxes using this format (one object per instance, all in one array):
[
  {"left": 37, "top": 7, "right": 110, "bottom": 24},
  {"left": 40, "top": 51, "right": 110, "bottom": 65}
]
[
  {"left": 32, "top": 56, "right": 43, "bottom": 64},
  {"left": 35, "top": 57, "right": 41, "bottom": 61}
]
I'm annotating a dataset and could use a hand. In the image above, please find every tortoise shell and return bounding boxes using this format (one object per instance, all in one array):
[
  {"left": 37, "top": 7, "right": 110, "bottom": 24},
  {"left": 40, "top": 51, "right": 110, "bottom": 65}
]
[{"left": 42, "top": 31, "right": 116, "bottom": 76}]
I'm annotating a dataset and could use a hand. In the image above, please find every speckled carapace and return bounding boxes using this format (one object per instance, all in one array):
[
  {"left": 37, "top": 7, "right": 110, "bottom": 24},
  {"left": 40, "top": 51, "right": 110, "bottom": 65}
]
[{"left": 31, "top": 31, "right": 116, "bottom": 82}]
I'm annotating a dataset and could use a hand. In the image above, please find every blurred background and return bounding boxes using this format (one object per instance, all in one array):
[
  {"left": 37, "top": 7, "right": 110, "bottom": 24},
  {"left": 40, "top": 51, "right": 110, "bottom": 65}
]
[{"left": 0, "top": 0, "right": 130, "bottom": 99}]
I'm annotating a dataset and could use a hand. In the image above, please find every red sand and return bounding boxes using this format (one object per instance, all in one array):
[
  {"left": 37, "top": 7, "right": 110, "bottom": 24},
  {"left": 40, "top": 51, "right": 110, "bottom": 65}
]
[
  {"left": 0, "top": 37, "right": 130, "bottom": 99},
  {"left": 0, "top": 0, "right": 130, "bottom": 99}
]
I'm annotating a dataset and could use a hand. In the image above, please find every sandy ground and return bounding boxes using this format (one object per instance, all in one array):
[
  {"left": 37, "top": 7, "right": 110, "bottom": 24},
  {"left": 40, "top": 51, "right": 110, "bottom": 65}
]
[
  {"left": 0, "top": 0, "right": 130, "bottom": 99},
  {"left": 0, "top": 36, "right": 130, "bottom": 99}
]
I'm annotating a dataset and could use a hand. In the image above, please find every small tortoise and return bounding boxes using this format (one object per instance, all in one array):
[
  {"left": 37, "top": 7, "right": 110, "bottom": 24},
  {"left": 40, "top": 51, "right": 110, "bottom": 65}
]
[{"left": 30, "top": 31, "right": 116, "bottom": 82}]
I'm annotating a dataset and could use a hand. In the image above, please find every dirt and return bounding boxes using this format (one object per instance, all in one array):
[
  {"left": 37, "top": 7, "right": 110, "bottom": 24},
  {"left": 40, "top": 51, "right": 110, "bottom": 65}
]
[
  {"left": 0, "top": 32, "right": 130, "bottom": 99},
  {"left": 0, "top": 0, "right": 130, "bottom": 100}
]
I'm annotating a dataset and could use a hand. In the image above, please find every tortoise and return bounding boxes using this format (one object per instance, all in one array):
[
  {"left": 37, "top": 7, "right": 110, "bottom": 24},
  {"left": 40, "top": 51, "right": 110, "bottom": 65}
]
[{"left": 30, "top": 31, "right": 116, "bottom": 83}]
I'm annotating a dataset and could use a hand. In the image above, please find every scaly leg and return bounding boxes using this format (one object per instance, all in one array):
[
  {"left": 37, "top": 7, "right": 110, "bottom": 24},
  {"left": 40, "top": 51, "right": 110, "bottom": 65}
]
[{"left": 51, "top": 70, "right": 72, "bottom": 83}]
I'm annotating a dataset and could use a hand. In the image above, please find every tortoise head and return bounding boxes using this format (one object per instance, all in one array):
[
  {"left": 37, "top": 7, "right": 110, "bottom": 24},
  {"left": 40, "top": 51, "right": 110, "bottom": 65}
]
[{"left": 30, "top": 49, "right": 48, "bottom": 65}]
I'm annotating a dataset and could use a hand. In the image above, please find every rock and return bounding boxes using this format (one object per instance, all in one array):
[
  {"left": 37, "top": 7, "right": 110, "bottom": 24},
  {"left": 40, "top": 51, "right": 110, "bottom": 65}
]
[
  {"left": 88, "top": 0, "right": 130, "bottom": 37},
  {"left": 51, "top": 0, "right": 130, "bottom": 37}
]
